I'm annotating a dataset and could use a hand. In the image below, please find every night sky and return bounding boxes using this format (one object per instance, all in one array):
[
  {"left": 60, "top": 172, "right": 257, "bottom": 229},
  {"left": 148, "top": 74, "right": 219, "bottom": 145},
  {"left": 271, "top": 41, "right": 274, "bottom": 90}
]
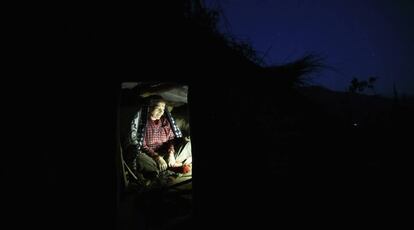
[{"left": 204, "top": 0, "right": 414, "bottom": 96}]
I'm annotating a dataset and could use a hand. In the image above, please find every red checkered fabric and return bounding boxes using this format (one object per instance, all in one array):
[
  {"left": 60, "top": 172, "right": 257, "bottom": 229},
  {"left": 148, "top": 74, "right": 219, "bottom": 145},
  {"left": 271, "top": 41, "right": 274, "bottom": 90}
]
[{"left": 142, "top": 116, "right": 175, "bottom": 157}]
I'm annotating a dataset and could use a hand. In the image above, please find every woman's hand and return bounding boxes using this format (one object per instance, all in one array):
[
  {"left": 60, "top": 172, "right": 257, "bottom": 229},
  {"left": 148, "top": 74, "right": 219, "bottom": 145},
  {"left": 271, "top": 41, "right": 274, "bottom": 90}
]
[
  {"left": 155, "top": 156, "right": 168, "bottom": 171},
  {"left": 167, "top": 154, "right": 176, "bottom": 168}
]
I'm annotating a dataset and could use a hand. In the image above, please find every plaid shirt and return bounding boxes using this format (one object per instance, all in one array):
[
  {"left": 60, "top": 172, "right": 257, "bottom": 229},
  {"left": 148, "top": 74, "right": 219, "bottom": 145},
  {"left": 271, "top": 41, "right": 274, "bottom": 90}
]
[{"left": 142, "top": 116, "right": 175, "bottom": 158}]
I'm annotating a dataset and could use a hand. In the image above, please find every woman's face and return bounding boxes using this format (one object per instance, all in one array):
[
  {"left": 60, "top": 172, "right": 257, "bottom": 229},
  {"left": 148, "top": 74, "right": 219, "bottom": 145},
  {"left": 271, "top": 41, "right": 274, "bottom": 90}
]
[{"left": 150, "top": 102, "right": 166, "bottom": 120}]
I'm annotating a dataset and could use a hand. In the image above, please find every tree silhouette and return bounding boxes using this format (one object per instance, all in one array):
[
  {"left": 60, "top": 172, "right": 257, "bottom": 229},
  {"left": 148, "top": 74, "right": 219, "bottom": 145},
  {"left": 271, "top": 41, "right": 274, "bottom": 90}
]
[
  {"left": 367, "top": 76, "right": 378, "bottom": 94},
  {"left": 349, "top": 76, "right": 378, "bottom": 94}
]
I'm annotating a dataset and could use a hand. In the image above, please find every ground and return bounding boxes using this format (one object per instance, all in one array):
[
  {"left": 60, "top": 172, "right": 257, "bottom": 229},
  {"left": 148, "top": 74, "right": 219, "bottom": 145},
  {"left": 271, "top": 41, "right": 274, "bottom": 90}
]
[{"left": 117, "top": 168, "right": 193, "bottom": 230}]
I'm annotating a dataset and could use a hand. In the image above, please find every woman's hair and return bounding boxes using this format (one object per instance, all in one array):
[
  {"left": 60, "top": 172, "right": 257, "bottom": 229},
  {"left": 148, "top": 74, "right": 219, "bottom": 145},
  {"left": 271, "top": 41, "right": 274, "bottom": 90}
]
[{"left": 146, "top": 95, "right": 167, "bottom": 107}]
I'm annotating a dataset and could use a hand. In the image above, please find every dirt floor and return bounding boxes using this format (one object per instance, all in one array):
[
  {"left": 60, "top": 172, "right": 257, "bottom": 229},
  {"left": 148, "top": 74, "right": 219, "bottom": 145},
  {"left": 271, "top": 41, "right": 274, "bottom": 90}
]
[{"left": 117, "top": 170, "right": 193, "bottom": 230}]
